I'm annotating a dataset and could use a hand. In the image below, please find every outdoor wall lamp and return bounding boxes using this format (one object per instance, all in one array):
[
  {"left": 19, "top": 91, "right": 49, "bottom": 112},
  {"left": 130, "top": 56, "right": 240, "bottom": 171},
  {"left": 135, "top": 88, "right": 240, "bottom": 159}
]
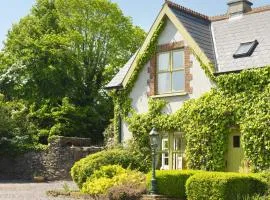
[{"left": 149, "top": 127, "right": 159, "bottom": 195}]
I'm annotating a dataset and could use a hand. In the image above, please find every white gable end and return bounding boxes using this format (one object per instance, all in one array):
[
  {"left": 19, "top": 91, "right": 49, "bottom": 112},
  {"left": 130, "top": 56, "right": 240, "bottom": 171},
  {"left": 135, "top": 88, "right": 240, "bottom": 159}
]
[
  {"left": 158, "top": 20, "right": 184, "bottom": 45},
  {"left": 121, "top": 18, "right": 214, "bottom": 142}
]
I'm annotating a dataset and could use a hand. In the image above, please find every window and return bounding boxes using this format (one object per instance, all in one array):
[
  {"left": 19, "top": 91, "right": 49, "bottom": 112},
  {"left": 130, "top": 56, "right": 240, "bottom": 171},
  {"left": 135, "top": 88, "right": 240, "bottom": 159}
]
[
  {"left": 233, "top": 136, "right": 240, "bottom": 148},
  {"left": 157, "top": 49, "right": 185, "bottom": 94},
  {"left": 233, "top": 40, "right": 258, "bottom": 58},
  {"left": 161, "top": 138, "right": 169, "bottom": 170},
  {"left": 159, "top": 133, "right": 185, "bottom": 170}
]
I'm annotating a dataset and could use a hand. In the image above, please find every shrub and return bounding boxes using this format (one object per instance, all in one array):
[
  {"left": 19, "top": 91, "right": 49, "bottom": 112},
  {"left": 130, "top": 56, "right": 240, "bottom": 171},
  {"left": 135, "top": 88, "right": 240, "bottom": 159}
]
[
  {"left": 108, "top": 183, "right": 146, "bottom": 200},
  {"left": 146, "top": 170, "right": 201, "bottom": 198},
  {"left": 242, "top": 194, "right": 270, "bottom": 200},
  {"left": 258, "top": 171, "right": 270, "bottom": 186},
  {"left": 71, "top": 148, "right": 149, "bottom": 188},
  {"left": 81, "top": 165, "right": 145, "bottom": 196},
  {"left": 186, "top": 172, "right": 268, "bottom": 200}
]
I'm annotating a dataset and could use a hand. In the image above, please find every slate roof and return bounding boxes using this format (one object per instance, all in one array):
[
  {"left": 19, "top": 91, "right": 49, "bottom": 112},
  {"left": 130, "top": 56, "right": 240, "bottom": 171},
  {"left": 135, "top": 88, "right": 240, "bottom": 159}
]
[
  {"left": 105, "top": 53, "right": 137, "bottom": 89},
  {"left": 212, "top": 10, "right": 270, "bottom": 73},
  {"left": 106, "top": 1, "right": 270, "bottom": 89},
  {"left": 168, "top": 2, "right": 216, "bottom": 63}
]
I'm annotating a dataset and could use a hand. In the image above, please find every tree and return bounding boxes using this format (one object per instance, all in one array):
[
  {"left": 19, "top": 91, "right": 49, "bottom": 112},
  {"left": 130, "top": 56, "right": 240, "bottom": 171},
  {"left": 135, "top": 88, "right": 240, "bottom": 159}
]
[{"left": 0, "top": 0, "right": 145, "bottom": 142}]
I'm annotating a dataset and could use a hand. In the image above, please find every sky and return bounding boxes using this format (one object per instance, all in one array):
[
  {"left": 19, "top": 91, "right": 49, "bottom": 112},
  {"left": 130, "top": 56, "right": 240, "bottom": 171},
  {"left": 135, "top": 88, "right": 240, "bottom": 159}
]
[{"left": 0, "top": 0, "right": 270, "bottom": 49}]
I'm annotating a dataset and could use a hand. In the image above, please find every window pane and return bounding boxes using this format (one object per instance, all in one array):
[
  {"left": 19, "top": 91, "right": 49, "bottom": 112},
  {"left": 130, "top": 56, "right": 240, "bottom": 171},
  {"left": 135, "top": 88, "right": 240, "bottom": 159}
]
[
  {"left": 172, "top": 71, "right": 185, "bottom": 92},
  {"left": 165, "top": 157, "right": 169, "bottom": 165},
  {"left": 173, "top": 153, "right": 183, "bottom": 170},
  {"left": 173, "top": 50, "right": 184, "bottom": 69},
  {"left": 174, "top": 137, "right": 181, "bottom": 151},
  {"left": 237, "top": 42, "right": 253, "bottom": 55},
  {"left": 233, "top": 40, "right": 258, "bottom": 58},
  {"left": 233, "top": 136, "right": 240, "bottom": 148},
  {"left": 158, "top": 53, "right": 170, "bottom": 71},
  {"left": 158, "top": 73, "right": 171, "bottom": 94},
  {"left": 162, "top": 139, "right": 168, "bottom": 150}
]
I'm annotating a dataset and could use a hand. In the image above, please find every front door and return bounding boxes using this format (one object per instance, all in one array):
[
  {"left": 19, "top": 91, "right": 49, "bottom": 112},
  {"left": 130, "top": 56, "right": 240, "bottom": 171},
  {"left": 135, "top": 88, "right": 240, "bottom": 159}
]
[{"left": 226, "top": 133, "right": 244, "bottom": 172}]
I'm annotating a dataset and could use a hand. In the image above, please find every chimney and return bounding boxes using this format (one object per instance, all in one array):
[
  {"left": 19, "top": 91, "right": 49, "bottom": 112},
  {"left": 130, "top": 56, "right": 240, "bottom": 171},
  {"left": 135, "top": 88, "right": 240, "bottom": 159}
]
[{"left": 227, "top": 0, "right": 253, "bottom": 17}]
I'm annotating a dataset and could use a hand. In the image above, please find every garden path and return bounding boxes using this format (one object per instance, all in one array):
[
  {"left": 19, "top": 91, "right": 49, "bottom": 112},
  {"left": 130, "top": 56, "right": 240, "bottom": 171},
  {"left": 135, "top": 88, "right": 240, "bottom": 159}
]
[{"left": 0, "top": 181, "right": 77, "bottom": 200}]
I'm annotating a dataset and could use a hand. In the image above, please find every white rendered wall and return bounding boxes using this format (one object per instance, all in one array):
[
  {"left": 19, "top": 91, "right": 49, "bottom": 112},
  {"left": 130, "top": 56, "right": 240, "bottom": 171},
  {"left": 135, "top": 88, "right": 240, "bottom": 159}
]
[
  {"left": 121, "top": 19, "right": 213, "bottom": 142},
  {"left": 121, "top": 120, "right": 132, "bottom": 143},
  {"left": 158, "top": 20, "right": 184, "bottom": 45},
  {"left": 129, "top": 61, "right": 150, "bottom": 114},
  {"left": 190, "top": 55, "right": 213, "bottom": 99}
]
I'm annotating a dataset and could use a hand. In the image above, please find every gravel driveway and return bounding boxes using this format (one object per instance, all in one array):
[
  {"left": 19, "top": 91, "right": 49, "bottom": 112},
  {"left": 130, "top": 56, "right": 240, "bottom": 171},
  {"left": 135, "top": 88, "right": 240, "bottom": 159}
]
[{"left": 0, "top": 181, "right": 78, "bottom": 200}]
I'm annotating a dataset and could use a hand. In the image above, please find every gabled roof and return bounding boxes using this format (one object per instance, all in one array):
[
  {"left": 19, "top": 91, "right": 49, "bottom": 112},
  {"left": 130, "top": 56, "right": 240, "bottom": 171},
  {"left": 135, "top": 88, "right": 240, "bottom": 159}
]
[
  {"left": 105, "top": 53, "right": 137, "bottom": 89},
  {"left": 106, "top": 1, "right": 270, "bottom": 89},
  {"left": 212, "top": 10, "right": 270, "bottom": 73},
  {"left": 167, "top": 1, "right": 216, "bottom": 62},
  {"left": 106, "top": 1, "right": 213, "bottom": 89}
]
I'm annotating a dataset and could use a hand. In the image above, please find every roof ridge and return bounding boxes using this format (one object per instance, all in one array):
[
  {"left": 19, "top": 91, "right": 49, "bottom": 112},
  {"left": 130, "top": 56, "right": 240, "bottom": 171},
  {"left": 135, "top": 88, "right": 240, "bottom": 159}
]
[
  {"left": 210, "top": 4, "right": 270, "bottom": 21},
  {"left": 247, "top": 4, "right": 270, "bottom": 14},
  {"left": 165, "top": 0, "right": 210, "bottom": 21}
]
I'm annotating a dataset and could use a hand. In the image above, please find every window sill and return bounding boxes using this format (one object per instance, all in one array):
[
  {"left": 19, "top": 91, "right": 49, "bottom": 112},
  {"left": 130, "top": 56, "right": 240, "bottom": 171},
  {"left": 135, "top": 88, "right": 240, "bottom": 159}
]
[{"left": 151, "top": 92, "right": 188, "bottom": 98}]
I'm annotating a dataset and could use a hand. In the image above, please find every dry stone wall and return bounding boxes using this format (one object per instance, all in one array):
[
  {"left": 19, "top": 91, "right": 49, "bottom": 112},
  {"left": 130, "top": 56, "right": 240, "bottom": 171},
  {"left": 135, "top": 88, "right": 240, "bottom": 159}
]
[{"left": 0, "top": 136, "right": 103, "bottom": 180}]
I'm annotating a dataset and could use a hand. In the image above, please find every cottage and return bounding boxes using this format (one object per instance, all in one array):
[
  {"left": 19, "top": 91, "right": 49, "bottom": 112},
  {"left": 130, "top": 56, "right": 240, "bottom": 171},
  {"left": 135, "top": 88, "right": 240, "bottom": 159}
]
[{"left": 106, "top": 0, "right": 270, "bottom": 172}]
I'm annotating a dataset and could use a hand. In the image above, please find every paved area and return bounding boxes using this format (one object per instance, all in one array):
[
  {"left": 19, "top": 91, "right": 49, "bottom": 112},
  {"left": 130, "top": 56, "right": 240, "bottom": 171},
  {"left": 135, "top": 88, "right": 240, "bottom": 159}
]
[{"left": 0, "top": 181, "right": 78, "bottom": 200}]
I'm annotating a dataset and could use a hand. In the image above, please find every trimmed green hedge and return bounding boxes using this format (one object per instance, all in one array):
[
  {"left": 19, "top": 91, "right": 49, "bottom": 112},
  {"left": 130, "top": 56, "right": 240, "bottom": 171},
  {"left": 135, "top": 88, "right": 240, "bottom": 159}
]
[
  {"left": 258, "top": 171, "right": 270, "bottom": 186},
  {"left": 186, "top": 172, "right": 268, "bottom": 200},
  {"left": 71, "top": 148, "right": 149, "bottom": 188},
  {"left": 146, "top": 170, "right": 201, "bottom": 198}
]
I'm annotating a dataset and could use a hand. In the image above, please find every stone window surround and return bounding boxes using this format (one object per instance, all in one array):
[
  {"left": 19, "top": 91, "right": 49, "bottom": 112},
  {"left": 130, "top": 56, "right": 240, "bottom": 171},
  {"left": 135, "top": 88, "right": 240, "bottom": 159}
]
[{"left": 147, "top": 41, "right": 193, "bottom": 97}]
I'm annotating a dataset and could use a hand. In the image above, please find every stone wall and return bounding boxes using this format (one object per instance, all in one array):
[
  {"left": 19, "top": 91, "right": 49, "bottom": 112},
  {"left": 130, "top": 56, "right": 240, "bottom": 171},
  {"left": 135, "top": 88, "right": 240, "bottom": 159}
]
[{"left": 0, "top": 136, "right": 103, "bottom": 181}]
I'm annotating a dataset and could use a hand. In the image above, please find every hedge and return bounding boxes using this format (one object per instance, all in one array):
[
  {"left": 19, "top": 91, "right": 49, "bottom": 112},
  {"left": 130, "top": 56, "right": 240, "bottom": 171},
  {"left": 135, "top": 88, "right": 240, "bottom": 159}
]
[
  {"left": 146, "top": 170, "right": 201, "bottom": 198},
  {"left": 71, "top": 148, "right": 149, "bottom": 188},
  {"left": 186, "top": 172, "right": 268, "bottom": 200}
]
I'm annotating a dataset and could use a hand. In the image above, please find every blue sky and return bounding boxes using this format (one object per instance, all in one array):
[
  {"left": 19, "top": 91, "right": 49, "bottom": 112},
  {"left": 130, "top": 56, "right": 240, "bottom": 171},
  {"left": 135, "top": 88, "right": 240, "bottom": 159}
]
[{"left": 0, "top": 0, "right": 269, "bottom": 49}]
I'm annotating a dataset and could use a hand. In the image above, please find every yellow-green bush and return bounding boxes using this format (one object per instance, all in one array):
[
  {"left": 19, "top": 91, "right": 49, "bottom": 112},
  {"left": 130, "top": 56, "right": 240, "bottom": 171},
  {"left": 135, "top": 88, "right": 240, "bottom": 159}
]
[
  {"left": 186, "top": 172, "right": 268, "bottom": 200},
  {"left": 71, "top": 148, "right": 149, "bottom": 188},
  {"left": 146, "top": 170, "right": 201, "bottom": 198},
  {"left": 81, "top": 165, "right": 145, "bottom": 195}
]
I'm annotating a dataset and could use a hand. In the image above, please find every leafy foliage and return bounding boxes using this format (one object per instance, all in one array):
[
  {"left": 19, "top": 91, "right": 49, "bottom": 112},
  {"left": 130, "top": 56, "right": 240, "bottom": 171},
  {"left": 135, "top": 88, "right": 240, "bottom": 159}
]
[
  {"left": 81, "top": 165, "right": 145, "bottom": 196},
  {"left": 0, "top": 0, "right": 145, "bottom": 147},
  {"left": 186, "top": 172, "right": 268, "bottom": 200},
  {"left": 29, "top": 97, "right": 105, "bottom": 142},
  {"left": 0, "top": 94, "right": 45, "bottom": 154},
  {"left": 125, "top": 67, "right": 270, "bottom": 171},
  {"left": 71, "top": 148, "right": 150, "bottom": 188}
]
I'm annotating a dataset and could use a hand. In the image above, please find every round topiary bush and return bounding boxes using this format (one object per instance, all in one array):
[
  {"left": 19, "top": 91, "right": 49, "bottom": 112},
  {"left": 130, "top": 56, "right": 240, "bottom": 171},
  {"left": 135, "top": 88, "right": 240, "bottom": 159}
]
[{"left": 71, "top": 148, "right": 150, "bottom": 188}]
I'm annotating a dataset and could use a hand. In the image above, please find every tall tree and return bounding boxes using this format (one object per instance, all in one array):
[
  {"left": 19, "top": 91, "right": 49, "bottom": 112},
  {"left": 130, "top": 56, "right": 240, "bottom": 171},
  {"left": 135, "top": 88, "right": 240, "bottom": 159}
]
[{"left": 0, "top": 0, "right": 145, "bottom": 141}]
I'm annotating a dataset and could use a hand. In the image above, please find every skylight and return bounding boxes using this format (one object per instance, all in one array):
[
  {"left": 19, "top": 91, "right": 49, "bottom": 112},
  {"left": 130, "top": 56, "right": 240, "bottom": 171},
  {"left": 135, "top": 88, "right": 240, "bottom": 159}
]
[{"left": 233, "top": 40, "right": 258, "bottom": 58}]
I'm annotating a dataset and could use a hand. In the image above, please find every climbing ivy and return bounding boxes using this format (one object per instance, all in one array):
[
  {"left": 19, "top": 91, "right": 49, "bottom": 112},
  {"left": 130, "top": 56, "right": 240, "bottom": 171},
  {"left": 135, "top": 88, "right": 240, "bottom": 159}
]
[
  {"left": 111, "top": 20, "right": 166, "bottom": 139},
  {"left": 109, "top": 18, "right": 269, "bottom": 172},
  {"left": 127, "top": 67, "right": 270, "bottom": 172}
]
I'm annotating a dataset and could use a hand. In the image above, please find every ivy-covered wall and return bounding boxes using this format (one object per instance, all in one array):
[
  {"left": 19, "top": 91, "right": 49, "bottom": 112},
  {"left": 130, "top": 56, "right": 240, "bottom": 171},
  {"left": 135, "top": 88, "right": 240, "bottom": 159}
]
[
  {"left": 110, "top": 18, "right": 270, "bottom": 172},
  {"left": 127, "top": 67, "right": 270, "bottom": 172}
]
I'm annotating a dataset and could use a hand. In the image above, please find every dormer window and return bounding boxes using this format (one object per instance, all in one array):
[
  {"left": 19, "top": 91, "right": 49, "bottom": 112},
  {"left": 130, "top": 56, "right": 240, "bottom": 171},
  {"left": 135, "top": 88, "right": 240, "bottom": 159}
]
[
  {"left": 157, "top": 49, "right": 185, "bottom": 94},
  {"left": 233, "top": 40, "right": 258, "bottom": 58}
]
